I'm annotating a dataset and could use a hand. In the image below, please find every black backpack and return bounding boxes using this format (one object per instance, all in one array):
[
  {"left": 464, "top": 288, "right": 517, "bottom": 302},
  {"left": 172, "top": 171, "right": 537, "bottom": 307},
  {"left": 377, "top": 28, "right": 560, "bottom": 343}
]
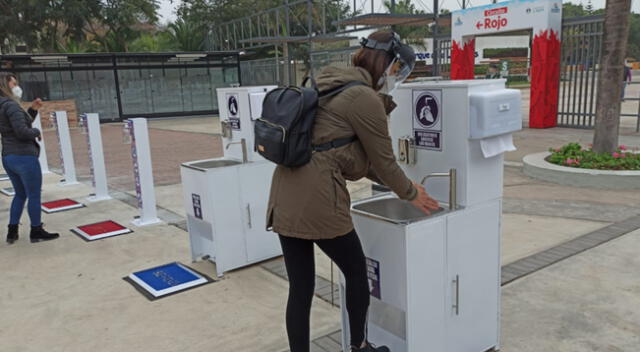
[{"left": 254, "top": 77, "right": 365, "bottom": 167}]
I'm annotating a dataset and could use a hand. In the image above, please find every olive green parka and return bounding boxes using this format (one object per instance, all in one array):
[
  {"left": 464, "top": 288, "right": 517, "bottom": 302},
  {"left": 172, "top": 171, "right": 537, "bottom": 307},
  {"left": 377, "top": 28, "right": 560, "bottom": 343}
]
[{"left": 266, "top": 66, "right": 417, "bottom": 240}]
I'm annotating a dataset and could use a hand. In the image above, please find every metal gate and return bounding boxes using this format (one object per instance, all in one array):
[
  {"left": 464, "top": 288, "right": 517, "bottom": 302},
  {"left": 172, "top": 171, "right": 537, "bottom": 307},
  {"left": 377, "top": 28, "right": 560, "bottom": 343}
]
[{"left": 557, "top": 15, "right": 604, "bottom": 128}]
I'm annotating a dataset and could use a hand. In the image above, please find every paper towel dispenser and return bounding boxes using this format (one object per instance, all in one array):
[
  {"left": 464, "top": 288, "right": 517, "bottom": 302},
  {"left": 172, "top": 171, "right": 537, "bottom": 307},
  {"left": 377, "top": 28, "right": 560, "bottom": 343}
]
[{"left": 469, "top": 89, "right": 522, "bottom": 139}]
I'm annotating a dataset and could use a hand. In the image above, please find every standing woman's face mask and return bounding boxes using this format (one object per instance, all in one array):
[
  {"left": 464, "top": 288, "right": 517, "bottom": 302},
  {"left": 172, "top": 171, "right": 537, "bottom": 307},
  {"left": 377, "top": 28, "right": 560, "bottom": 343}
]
[
  {"left": 7, "top": 77, "right": 22, "bottom": 100},
  {"left": 11, "top": 86, "right": 23, "bottom": 100}
]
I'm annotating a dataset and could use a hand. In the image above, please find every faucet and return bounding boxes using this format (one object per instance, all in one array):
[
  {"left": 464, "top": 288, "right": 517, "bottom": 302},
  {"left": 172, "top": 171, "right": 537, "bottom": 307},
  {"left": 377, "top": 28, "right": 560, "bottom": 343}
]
[
  {"left": 225, "top": 138, "right": 248, "bottom": 163},
  {"left": 421, "top": 168, "right": 457, "bottom": 210}
]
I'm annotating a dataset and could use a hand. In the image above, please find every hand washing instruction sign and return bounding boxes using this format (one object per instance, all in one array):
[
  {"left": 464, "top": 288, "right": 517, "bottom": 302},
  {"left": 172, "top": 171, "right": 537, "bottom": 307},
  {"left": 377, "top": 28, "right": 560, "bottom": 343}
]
[
  {"left": 226, "top": 93, "right": 241, "bottom": 130},
  {"left": 366, "top": 257, "right": 381, "bottom": 300},
  {"left": 413, "top": 89, "right": 443, "bottom": 151}
]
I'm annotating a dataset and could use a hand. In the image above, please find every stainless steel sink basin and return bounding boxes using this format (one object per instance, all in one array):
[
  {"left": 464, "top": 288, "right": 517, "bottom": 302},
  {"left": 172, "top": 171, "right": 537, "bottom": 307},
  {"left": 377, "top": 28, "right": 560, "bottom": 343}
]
[
  {"left": 188, "top": 159, "right": 243, "bottom": 169},
  {"left": 352, "top": 197, "right": 446, "bottom": 224}
]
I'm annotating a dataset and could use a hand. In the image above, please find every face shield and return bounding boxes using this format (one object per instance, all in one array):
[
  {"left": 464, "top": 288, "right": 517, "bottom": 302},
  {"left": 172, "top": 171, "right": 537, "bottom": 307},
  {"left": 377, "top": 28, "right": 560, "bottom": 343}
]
[
  {"left": 391, "top": 43, "right": 416, "bottom": 84},
  {"left": 361, "top": 32, "right": 416, "bottom": 93}
]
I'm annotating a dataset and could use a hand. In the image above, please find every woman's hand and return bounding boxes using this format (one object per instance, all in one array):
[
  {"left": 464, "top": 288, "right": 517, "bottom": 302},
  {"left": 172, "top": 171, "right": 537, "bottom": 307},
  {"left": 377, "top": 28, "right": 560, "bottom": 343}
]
[
  {"left": 410, "top": 182, "right": 440, "bottom": 215},
  {"left": 31, "top": 98, "right": 43, "bottom": 111}
]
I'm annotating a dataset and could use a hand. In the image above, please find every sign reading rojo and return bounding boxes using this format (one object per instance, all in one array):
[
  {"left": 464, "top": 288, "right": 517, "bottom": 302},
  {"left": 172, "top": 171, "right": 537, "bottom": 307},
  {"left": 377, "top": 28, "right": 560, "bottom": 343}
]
[{"left": 477, "top": 16, "right": 509, "bottom": 30}]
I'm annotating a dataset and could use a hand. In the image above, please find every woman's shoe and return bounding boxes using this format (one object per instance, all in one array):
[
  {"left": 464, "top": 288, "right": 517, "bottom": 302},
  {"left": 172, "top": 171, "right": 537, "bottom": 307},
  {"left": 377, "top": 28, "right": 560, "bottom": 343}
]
[
  {"left": 351, "top": 342, "right": 390, "bottom": 352},
  {"left": 30, "top": 225, "right": 59, "bottom": 243},
  {"left": 6, "top": 224, "right": 19, "bottom": 244}
]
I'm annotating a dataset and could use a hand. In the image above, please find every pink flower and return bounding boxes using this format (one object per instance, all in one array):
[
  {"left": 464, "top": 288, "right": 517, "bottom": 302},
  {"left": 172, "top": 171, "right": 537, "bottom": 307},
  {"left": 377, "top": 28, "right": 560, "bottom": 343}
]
[
  {"left": 566, "top": 158, "right": 575, "bottom": 165},
  {"left": 612, "top": 152, "right": 621, "bottom": 158},
  {"left": 619, "top": 145, "right": 627, "bottom": 150}
]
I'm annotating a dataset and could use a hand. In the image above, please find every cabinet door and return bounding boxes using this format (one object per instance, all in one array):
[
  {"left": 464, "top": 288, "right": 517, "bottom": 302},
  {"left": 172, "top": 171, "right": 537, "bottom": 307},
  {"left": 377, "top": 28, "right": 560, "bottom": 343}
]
[
  {"left": 210, "top": 167, "right": 248, "bottom": 276},
  {"left": 406, "top": 219, "right": 447, "bottom": 352},
  {"left": 446, "top": 200, "right": 500, "bottom": 352},
  {"left": 239, "top": 163, "right": 281, "bottom": 262}
]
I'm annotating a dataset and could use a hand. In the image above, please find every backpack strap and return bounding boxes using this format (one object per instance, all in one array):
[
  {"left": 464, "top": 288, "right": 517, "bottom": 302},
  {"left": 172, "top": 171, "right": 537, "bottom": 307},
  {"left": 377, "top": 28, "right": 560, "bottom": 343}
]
[
  {"left": 311, "top": 81, "right": 367, "bottom": 153},
  {"left": 313, "top": 135, "right": 358, "bottom": 152}
]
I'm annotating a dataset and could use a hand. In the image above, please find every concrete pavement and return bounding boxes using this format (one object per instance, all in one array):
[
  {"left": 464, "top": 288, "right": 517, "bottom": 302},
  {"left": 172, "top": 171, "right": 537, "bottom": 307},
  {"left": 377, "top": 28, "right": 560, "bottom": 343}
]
[
  {"left": 500, "top": 228, "right": 640, "bottom": 352},
  {"left": 0, "top": 173, "right": 340, "bottom": 352},
  {"left": 1, "top": 112, "right": 640, "bottom": 351}
]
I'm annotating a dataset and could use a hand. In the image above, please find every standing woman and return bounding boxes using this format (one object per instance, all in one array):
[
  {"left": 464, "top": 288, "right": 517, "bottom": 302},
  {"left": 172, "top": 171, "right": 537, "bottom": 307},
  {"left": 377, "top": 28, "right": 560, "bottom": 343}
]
[
  {"left": 267, "top": 31, "right": 439, "bottom": 352},
  {"left": 1, "top": 73, "right": 59, "bottom": 244}
]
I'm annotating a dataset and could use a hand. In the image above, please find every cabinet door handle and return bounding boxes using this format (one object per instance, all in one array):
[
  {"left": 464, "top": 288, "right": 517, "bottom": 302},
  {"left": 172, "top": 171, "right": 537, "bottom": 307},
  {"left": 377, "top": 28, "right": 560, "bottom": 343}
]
[
  {"left": 246, "top": 204, "right": 252, "bottom": 229},
  {"left": 452, "top": 275, "right": 460, "bottom": 315}
]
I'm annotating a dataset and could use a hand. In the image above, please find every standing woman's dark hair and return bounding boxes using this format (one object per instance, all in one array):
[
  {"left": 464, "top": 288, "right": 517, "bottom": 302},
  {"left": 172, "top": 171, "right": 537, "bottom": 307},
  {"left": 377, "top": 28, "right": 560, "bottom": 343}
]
[
  {"left": 0, "top": 72, "right": 59, "bottom": 244},
  {"left": 0, "top": 73, "right": 16, "bottom": 98}
]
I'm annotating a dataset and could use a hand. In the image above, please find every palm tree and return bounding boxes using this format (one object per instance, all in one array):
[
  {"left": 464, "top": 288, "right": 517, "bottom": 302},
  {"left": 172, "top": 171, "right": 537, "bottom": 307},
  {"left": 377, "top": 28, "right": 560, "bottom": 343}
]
[
  {"left": 592, "top": 0, "right": 633, "bottom": 153},
  {"left": 168, "top": 19, "right": 205, "bottom": 52}
]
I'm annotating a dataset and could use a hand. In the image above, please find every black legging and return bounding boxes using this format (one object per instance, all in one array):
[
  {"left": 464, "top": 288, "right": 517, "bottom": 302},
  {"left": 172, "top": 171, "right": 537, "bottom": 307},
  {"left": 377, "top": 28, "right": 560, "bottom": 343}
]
[{"left": 279, "top": 229, "right": 370, "bottom": 352}]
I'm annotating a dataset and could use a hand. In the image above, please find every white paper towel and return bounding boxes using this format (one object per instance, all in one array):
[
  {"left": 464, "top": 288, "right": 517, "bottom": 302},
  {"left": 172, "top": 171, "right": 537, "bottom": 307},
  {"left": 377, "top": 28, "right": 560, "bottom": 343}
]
[{"left": 480, "top": 134, "right": 516, "bottom": 158}]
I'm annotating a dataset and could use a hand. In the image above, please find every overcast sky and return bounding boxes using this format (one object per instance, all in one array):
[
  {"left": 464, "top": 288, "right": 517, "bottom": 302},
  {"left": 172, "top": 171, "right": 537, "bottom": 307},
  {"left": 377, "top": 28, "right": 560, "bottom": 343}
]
[{"left": 158, "top": 0, "right": 639, "bottom": 23}]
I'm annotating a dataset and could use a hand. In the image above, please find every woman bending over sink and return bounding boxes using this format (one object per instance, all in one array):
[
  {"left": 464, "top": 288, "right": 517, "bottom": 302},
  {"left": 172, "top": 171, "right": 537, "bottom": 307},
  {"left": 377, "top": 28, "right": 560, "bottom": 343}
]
[{"left": 266, "top": 31, "right": 439, "bottom": 352}]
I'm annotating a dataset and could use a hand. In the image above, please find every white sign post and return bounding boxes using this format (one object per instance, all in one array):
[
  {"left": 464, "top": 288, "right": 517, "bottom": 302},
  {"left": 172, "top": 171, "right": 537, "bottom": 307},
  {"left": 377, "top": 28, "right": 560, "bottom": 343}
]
[
  {"left": 83, "top": 113, "right": 111, "bottom": 202},
  {"left": 32, "top": 112, "right": 50, "bottom": 174},
  {"left": 53, "top": 111, "right": 79, "bottom": 186},
  {"left": 128, "top": 118, "right": 160, "bottom": 226}
]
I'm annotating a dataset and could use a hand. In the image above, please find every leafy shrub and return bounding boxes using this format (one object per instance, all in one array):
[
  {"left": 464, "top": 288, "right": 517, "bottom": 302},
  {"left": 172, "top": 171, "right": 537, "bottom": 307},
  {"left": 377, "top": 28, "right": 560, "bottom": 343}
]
[
  {"left": 475, "top": 65, "right": 489, "bottom": 74},
  {"left": 507, "top": 75, "right": 529, "bottom": 83},
  {"left": 548, "top": 143, "right": 640, "bottom": 170}
]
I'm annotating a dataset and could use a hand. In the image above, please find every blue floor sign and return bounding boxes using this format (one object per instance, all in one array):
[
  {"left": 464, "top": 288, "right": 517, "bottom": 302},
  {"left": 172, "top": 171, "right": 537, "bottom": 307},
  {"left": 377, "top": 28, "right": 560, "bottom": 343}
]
[{"left": 126, "top": 262, "right": 212, "bottom": 300}]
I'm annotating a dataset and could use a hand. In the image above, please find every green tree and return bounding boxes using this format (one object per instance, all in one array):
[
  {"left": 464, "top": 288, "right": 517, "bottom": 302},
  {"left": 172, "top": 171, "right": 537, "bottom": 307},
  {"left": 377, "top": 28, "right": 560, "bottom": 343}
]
[
  {"left": 383, "top": 0, "right": 428, "bottom": 47},
  {"left": 585, "top": 0, "right": 594, "bottom": 14},
  {"left": 0, "top": 0, "right": 102, "bottom": 53},
  {"left": 0, "top": 0, "right": 160, "bottom": 53},
  {"left": 168, "top": 19, "right": 205, "bottom": 51},
  {"left": 562, "top": 3, "right": 587, "bottom": 18},
  {"left": 129, "top": 33, "right": 161, "bottom": 52},
  {"left": 90, "top": 0, "right": 160, "bottom": 52},
  {"left": 627, "top": 13, "right": 640, "bottom": 59},
  {"left": 57, "top": 38, "right": 101, "bottom": 53}
]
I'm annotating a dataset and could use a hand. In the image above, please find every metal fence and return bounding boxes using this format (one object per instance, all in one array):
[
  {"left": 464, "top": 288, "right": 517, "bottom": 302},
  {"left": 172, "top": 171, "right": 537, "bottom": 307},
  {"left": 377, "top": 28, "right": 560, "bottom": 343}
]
[
  {"left": 241, "top": 42, "right": 452, "bottom": 87},
  {"left": 558, "top": 15, "right": 640, "bottom": 130},
  {"left": 310, "top": 48, "right": 354, "bottom": 72},
  {"left": 240, "top": 48, "right": 354, "bottom": 87},
  {"left": 240, "top": 56, "right": 309, "bottom": 86},
  {"left": 557, "top": 15, "right": 604, "bottom": 128},
  {"left": 436, "top": 39, "right": 452, "bottom": 78},
  {"left": 239, "top": 15, "right": 640, "bottom": 131}
]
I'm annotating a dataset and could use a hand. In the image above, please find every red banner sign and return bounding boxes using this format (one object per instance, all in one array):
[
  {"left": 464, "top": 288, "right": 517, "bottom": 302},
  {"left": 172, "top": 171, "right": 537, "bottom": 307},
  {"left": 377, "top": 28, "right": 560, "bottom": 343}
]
[{"left": 484, "top": 7, "right": 508, "bottom": 16}]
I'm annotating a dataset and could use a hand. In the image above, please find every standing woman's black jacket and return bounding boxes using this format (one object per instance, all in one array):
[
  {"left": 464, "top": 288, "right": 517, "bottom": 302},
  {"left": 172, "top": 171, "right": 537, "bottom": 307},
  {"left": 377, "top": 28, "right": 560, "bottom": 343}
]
[{"left": 0, "top": 97, "right": 41, "bottom": 157}]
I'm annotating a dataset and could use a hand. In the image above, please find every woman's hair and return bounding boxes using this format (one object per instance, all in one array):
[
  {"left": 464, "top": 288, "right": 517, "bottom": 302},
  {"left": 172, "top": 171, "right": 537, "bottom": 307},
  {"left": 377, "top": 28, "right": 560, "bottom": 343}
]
[
  {"left": 352, "top": 30, "right": 395, "bottom": 90},
  {"left": 0, "top": 73, "right": 17, "bottom": 98}
]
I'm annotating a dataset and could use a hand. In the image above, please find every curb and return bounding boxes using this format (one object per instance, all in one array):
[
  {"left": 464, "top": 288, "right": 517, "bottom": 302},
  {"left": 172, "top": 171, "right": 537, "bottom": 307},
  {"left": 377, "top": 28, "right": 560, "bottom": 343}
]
[{"left": 523, "top": 152, "right": 640, "bottom": 189}]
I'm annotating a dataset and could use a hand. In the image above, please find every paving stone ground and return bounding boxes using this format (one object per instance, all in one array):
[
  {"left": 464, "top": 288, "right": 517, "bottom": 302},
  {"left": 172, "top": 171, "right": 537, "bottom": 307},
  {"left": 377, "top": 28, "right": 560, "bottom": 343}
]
[{"left": 2, "top": 110, "right": 640, "bottom": 352}]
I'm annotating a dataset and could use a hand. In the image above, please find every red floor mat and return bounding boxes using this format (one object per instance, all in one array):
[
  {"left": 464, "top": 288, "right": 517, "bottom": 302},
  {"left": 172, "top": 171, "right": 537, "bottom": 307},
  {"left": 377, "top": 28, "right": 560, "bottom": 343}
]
[{"left": 77, "top": 220, "right": 127, "bottom": 237}]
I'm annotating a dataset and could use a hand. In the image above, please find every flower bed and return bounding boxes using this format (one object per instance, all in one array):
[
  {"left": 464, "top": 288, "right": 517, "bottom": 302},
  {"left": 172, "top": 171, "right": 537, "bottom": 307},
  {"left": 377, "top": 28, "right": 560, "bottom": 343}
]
[{"left": 547, "top": 143, "right": 640, "bottom": 171}]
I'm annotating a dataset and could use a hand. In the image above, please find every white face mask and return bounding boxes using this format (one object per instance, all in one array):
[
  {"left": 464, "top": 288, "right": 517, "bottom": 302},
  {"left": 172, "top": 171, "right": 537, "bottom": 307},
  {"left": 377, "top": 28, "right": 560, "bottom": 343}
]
[{"left": 11, "top": 86, "right": 23, "bottom": 100}]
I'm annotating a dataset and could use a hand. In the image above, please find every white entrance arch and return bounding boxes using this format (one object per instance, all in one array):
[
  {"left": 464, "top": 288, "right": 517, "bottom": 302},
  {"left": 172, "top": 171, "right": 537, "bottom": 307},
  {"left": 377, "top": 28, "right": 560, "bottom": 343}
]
[{"left": 450, "top": 0, "right": 562, "bottom": 128}]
